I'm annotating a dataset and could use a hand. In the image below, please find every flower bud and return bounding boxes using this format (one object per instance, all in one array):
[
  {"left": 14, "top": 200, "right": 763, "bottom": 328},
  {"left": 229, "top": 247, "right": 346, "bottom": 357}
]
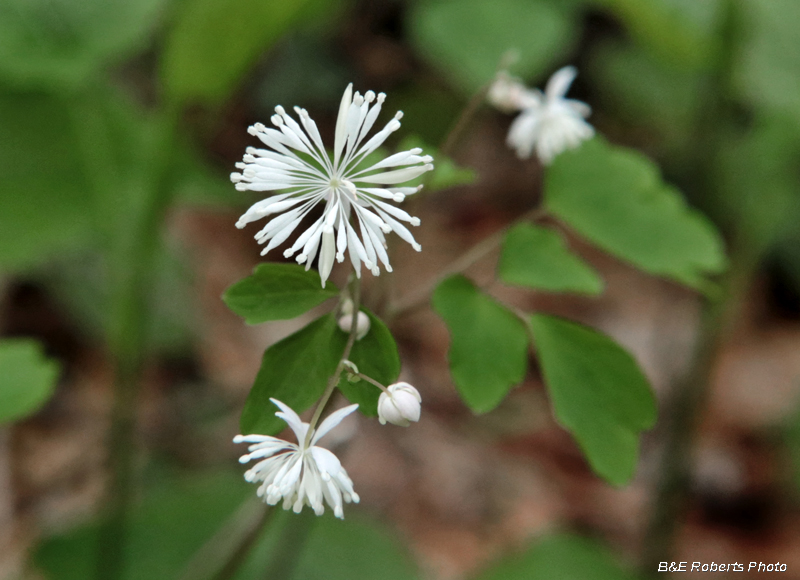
[
  {"left": 488, "top": 72, "right": 529, "bottom": 112},
  {"left": 378, "top": 382, "right": 421, "bottom": 427},
  {"left": 338, "top": 311, "right": 370, "bottom": 340}
]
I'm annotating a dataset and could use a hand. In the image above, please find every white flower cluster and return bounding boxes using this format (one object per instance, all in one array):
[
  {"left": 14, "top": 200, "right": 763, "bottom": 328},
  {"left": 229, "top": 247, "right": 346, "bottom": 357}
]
[
  {"left": 231, "top": 84, "right": 434, "bottom": 287},
  {"left": 488, "top": 66, "right": 594, "bottom": 164},
  {"left": 234, "top": 399, "right": 360, "bottom": 519}
]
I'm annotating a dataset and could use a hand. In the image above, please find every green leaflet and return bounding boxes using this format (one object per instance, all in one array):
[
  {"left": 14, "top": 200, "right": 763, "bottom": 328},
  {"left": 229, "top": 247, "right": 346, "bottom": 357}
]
[
  {"left": 433, "top": 275, "right": 529, "bottom": 413},
  {"left": 530, "top": 314, "right": 656, "bottom": 485},
  {"left": 499, "top": 223, "right": 604, "bottom": 295},
  {"left": 223, "top": 263, "right": 339, "bottom": 324}
]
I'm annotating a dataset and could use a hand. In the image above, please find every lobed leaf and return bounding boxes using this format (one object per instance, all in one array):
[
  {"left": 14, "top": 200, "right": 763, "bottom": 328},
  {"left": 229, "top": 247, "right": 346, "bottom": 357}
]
[
  {"left": 530, "top": 314, "right": 656, "bottom": 485},
  {"left": 545, "top": 138, "right": 726, "bottom": 291},
  {"left": 433, "top": 275, "right": 529, "bottom": 413},
  {"left": 223, "top": 263, "right": 339, "bottom": 324},
  {"left": 499, "top": 223, "right": 604, "bottom": 295}
]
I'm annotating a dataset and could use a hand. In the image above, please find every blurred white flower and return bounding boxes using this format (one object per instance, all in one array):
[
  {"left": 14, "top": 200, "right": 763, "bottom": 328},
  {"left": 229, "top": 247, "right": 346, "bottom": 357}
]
[
  {"left": 231, "top": 84, "right": 434, "bottom": 287},
  {"left": 489, "top": 66, "right": 594, "bottom": 164},
  {"left": 378, "top": 382, "right": 421, "bottom": 427},
  {"left": 234, "top": 398, "right": 360, "bottom": 519}
]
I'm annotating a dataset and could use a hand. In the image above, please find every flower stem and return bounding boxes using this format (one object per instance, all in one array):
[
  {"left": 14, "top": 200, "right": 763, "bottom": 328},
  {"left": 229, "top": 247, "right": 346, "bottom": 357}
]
[
  {"left": 304, "top": 275, "right": 362, "bottom": 447},
  {"left": 386, "top": 206, "right": 546, "bottom": 319},
  {"left": 439, "top": 83, "right": 490, "bottom": 158},
  {"left": 355, "top": 372, "right": 389, "bottom": 393}
]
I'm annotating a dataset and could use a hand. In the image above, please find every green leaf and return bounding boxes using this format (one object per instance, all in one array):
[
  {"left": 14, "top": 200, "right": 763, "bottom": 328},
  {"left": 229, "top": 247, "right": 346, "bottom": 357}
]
[
  {"left": 530, "top": 314, "right": 656, "bottom": 485},
  {"left": 398, "top": 135, "right": 477, "bottom": 192},
  {"left": 499, "top": 223, "right": 604, "bottom": 295},
  {"left": 735, "top": 0, "right": 800, "bottom": 127},
  {"left": 588, "top": 41, "right": 702, "bottom": 148},
  {"left": 161, "top": 0, "right": 333, "bottom": 106},
  {"left": 35, "top": 470, "right": 250, "bottom": 580},
  {"left": 0, "top": 92, "right": 93, "bottom": 270},
  {"left": 433, "top": 275, "right": 529, "bottom": 413},
  {"left": 223, "top": 263, "right": 339, "bottom": 324},
  {"left": 545, "top": 138, "right": 727, "bottom": 291},
  {"left": 409, "top": 0, "right": 577, "bottom": 94},
  {"left": 0, "top": 0, "right": 165, "bottom": 90},
  {"left": 476, "top": 534, "right": 635, "bottom": 580},
  {"left": 231, "top": 513, "right": 419, "bottom": 580},
  {"left": 596, "top": 0, "right": 722, "bottom": 71},
  {"left": 240, "top": 314, "right": 342, "bottom": 435},
  {"left": 336, "top": 310, "right": 401, "bottom": 416},
  {"left": 713, "top": 114, "right": 800, "bottom": 253},
  {"left": 0, "top": 339, "right": 60, "bottom": 424}
]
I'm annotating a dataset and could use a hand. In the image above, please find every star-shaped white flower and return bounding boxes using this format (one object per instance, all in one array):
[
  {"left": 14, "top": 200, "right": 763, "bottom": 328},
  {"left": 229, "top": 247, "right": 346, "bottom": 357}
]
[
  {"left": 488, "top": 66, "right": 594, "bottom": 164},
  {"left": 231, "top": 84, "right": 434, "bottom": 287},
  {"left": 234, "top": 398, "right": 360, "bottom": 519}
]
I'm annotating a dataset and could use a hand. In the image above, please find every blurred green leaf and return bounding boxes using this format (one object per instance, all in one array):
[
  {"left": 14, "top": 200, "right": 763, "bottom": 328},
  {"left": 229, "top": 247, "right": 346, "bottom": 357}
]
[
  {"left": 476, "top": 534, "right": 635, "bottom": 580},
  {"left": 736, "top": 0, "right": 800, "bottom": 126},
  {"left": 0, "top": 92, "right": 93, "bottom": 270},
  {"left": 0, "top": 339, "right": 59, "bottom": 424},
  {"left": 399, "top": 135, "right": 477, "bottom": 192},
  {"left": 714, "top": 114, "right": 800, "bottom": 253},
  {"left": 588, "top": 41, "right": 702, "bottom": 146},
  {"left": 0, "top": 0, "right": 165, "bottom": 89},
  {"left": 241, "top": 314, "right": 341, "bottom": 435},
  {"left": 232, "top": 513, "right": 418, "bottom": 580},
  {"left": 161, "top": 0, "right": 333, "bottom": 106},
  {"left": 336, "top": 310, "right": 401, "bottom": 416},
  {"left": 223, "top": 263, "right": 339, "bottom": 324},
  {"left": 499, "top": 223, "right": 604, "bottom": 295},
  {"left": 546, "top": 138, "right": 727, "bottom": 291},
  {"left": 433, "top": 275, "right": 529, "bottom": 413},
  {"left": 530, "top": 314, "right": 656, "bottom": 485},
  {"left": 409, "top": 0, "right": 578, "bottom": 94},
  {"left": 596, "top": 0, "right": 721, "bottom": 70},
  {"left": 36, "top": 470, "right": 250, "bottom": 580}
]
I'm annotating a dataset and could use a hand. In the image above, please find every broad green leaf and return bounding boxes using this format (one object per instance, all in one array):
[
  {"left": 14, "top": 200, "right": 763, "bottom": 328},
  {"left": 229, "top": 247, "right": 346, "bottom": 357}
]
[
  {"left": 433, "top": 275, "right": 529, "bottom": 413},
  {"left": 232, "top": 513, "right": 419, "bottom": 580},
  {"left": 476, "top": 534, "right": 635, "bottom": 580},
  {"left": 596, "top": 0, "right": 721, "bottom": 71},
  {"left": 546, "top": 138, "right": 726, "bottom": 291},
  {"left": 409, "top": 0, "right": 577, "bottom": 94},
  {"left": 161, "top": 0, "right": 334, "bottom": 106},
  {"left": 0, "top": 0, "right": 165, "bottom": 90},
  {"left": 530, "top": 314, "right": 656, "bottom": 485},
  {"left": 713, "top": 114, "right": 800, "bottom": 253},
  {"left": 0, "top": 92, "right": 93, "bottom": 270},
  {"left": 223, "top": 263, "right": 339, "bottom": 324},
  {"left": 499, "top": 223, "right": 603, "bottom": 295},
  {"left": 0, "top": 339, "right": 60, "bottom": 424},
  {"left": 240, "top": 314, "right": 341, "bottom": 435},
  {"left": 336, "top": 310, "right": 401, "bottom": 416},
  {"left": 735, "top": 0, "right": 800, "bottom": 127},
  {"left": 35, "top": 470, "right": 250, "bottom": 580}
]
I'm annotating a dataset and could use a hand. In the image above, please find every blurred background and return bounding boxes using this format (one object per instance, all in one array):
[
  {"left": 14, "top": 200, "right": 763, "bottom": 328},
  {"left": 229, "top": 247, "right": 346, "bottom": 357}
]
[{"left": 1, "top": 0, "right": 800, "bottom": 578}]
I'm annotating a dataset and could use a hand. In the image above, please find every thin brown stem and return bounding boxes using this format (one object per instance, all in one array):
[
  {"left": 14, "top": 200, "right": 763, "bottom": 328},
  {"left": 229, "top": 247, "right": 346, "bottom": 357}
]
[
  {"left": 386, "top": 207, "right": 546, "bottom": 319},
  {"left": 439, "top": 83, "right": 490, "bottom": 158}
]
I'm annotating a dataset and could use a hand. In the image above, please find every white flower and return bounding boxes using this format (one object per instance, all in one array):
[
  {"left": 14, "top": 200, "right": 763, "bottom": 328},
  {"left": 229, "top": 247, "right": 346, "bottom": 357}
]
[
  {"left": 489, "top": 66, "right": 594, "bottom": 164},
  {"left": 234, "top": 398, "right": 360, "bottom": 519},
  {"left": 231, "top": 84, "right": 434, "bottom": 287},
  {"left": 377, "top": 382, "right": 421, "bottom": 427}
]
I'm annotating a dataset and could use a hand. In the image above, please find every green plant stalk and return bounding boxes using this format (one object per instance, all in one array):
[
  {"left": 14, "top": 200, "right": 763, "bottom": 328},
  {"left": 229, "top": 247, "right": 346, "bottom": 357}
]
[
  {"left": 639, "top": 0, "right": 750, "bottom": 572},
  {"left": 68, "top": 94, "right": 180, "bottom": 579}
]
